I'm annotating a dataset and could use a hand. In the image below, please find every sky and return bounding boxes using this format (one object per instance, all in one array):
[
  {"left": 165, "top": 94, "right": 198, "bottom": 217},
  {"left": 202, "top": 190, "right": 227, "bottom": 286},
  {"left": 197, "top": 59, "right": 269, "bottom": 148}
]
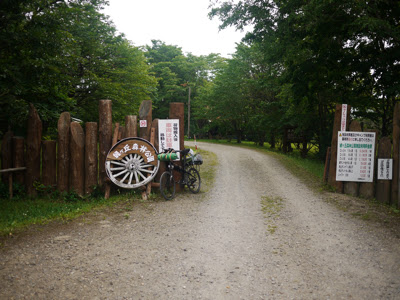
[{"left": 102, "top": 0, "right": 249, "bottom": 58}]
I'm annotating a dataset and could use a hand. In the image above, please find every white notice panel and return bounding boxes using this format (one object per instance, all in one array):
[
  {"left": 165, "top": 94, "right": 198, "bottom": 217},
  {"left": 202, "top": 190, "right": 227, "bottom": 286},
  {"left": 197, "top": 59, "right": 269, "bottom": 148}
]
[
  {"left": 158, "top": 119, "right": 180, "bottom": 153},
  {"left": 377, "top": 159, "right": 393, "bottom": 180},
  {"left": 336, "top": 131, "right": 376, "bottom": 182}
]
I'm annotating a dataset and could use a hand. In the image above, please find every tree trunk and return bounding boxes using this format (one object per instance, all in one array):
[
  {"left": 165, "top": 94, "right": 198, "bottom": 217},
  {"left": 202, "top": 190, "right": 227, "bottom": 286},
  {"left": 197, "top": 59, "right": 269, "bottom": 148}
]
[{"left": 99, "top": 100, "right": 112, "bottom": 198}]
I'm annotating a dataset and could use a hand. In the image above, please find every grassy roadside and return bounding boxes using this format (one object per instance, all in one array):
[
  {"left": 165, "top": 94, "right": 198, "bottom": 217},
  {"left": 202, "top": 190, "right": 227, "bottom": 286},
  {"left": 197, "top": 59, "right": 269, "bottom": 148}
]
[{"left": 0, "top": 147, "right": 217, "bottom": 237}]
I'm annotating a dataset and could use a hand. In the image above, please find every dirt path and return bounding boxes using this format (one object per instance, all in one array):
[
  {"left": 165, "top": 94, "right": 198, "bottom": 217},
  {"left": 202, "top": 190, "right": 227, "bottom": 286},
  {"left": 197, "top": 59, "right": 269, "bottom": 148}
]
[{"left": 1, "top": 142, "right": 400, "bottom": 299}]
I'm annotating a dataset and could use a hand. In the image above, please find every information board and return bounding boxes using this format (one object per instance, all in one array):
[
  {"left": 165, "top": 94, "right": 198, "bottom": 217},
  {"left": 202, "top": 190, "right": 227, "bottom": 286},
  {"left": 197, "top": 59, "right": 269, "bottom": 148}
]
[
  {"left": 336, "top": 131, "right": 376, "bottom": 182},
  {"left": 158, "top": 119, "right": 180, "bottom": 154},
  {"left": 377, "top": 159, "right": 392, "bottom": 180}
]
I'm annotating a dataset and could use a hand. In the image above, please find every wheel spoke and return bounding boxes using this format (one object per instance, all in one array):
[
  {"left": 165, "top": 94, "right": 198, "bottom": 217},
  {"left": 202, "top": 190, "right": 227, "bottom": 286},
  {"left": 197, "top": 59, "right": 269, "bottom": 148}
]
[
  {"left": 137, "top": 170, "right": 146, "bottom": 180},
  {"left": 110, "top": 167, "right": 125, "bottom": 171},
  {"left": 139, "top": 168, "right": 154, "bottom": 174},
  {"left": 134, "top": 171, "right": 139, "bottom": 183},
  {"left": 110, "top": 161, "right": 125, "bottom": 166},
  {"left": 128, "top": 172, "right": 134, "bottom": 185},
  {"left": 120, "top": 172, "right": 130, "bottom": 183},
  {"left": 114, "top": 169, "right": 128, "bottom": 178}
]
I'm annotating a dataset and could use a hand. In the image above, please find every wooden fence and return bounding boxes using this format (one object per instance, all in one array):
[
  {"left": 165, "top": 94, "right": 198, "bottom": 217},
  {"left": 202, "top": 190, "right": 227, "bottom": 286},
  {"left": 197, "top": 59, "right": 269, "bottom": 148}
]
[
  {"left": 325, "top": 103, "right": 400, "bottom": 208},
  {"left": 0, "top": 100, "right": 185, "bottom": 199}
]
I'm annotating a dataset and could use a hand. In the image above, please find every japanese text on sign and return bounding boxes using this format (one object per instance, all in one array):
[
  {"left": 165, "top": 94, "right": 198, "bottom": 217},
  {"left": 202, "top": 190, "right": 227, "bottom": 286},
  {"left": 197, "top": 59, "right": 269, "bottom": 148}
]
[
  {"left": 336, "top": 131, "right": 376, "bottom": 182},
  {"left": 377, "top": 159, "right": 392, "bottom": 180},
  {"left": 158, "top": 119, "right": 180, "bottom": 154}
]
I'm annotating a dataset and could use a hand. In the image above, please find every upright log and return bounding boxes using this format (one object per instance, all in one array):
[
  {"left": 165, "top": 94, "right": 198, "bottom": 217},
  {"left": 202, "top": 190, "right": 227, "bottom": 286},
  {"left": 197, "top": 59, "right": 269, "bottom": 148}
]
[
  {"left": 1, "top": 130, "right": 13, "bottom": 183},
  {"left": 344, "top": 120, "right": 362, "bottom": 196},
  {"left": 170, "top": 102, "right": 185, "bottom": 191},
  {"left": 42, "top": 141, "right": 56, "bottom": 187},
  {"left": 376, "top": 137, "right": 391, "bottom": 204},
  {"left": 99, "top": 100, "right": 113, "bottom": 198},
  {"left": 57, "top": 112, "right": 71, "bottom": 192},
  {"left": 85, "top": 122, "right": 98, "bottom": 195},
  {"left": 139, "top": 100, "right": 152, "bottom": 141},
  {"left": 12, "top": 137, "right": 25, "bottom": 184},
  {"left": 25, "top": 104, "right": 42, "bottom": 196},
  {"left": 392, "top": 102, "right": 400, "bottom": 207},
  {"left": 359, "top": 129, "right": 378, "bottom": 199},
  {"left": 112, "top": 123, "right": 120, "bottom": 145},
  {"left": 125, "top": 115, "right": 137, "bottom": 138},
  {"left": 70, "top": 122, "right": 85, "bottom": 196},
  {"left": 328, "top": 104, "right": 350, "bottom": 193}
]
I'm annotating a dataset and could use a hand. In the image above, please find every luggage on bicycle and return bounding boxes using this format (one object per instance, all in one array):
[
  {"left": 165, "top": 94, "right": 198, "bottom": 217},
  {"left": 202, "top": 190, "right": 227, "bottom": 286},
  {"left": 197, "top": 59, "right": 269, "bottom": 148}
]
[
  {"left": 158, "top": 152, "right": 178, "bottom": 161},
  {"left": 187, "top": 153, "right": 203, "bottom": 165}
]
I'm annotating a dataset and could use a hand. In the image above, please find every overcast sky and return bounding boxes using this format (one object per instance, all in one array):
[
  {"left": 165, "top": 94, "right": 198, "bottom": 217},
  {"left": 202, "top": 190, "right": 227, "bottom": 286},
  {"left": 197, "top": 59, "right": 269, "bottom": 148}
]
[{"left": 102, "top": 0, "right": 248, "bottom": 58}]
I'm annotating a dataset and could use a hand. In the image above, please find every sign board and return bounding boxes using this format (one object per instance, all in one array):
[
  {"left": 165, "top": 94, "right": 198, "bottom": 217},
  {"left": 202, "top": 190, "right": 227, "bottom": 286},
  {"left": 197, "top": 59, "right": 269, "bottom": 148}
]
[
  {"left": 336, "top": 131, "right": 376, "bottom": 182},
  {"left": 139, "top": 120, "right": 147, "bottom": 128},
  {"left": 377, "top": 159, "right": 392, "bottom": 180},
  {"left": 158, "top": 119, "right": 180, "bottom": 154},
  {"left": 341, "top": 104, "right": 348, "bottom": 131}
]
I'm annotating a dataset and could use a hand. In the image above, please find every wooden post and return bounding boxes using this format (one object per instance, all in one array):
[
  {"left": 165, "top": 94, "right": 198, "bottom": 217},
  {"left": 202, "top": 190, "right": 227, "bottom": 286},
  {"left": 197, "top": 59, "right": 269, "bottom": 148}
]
[
  {"left": 85, "top": 122, "right": 98, "bottom": 195},
  {"left": 323, "top": 147, "right": 331, "bottom": 183},
  {"left": 99, "top": 100, "right": 113, "bottom": 199},
  {"left": 344, "top": 120, "right": 361, "bottom": 196},
  {"left": 42, "top": 140, "right": 56, "bottom": 187},
  {"left": 70, "top": 122, "right": 85, "bottom": 196},
  {"left": 376, "top": 137, "right": 391, "bottom": 204},
  {"left": 328, "top": 104, "right": 350, "bottom": 193},
  {"left": 359, "top": 129, "right": 378, "bottom": 199},
  {"left": 112, "top": 123, "right": 120, "bottom": 145},
  {"left": 12, "top": 137, "right": 25, "bottom": 185},
  {"left": 57, "top": 112, "right": 71, "bottom": 192},
  {"left": 25, "top": 104, "right": 42, "bottom": 196},
  {"left": 125, "top": 115, "right": 137, "bottom": 138},
  {"left": 139, "top": 100, "right": 152, "bottom": 141},
  {"left": 1, "top": 130, "right": 13, "bottom": 183},
  {"left": 392, "top": 102, "right": 400, "bottom": 207},
  {"left": 145, "top": 127, "right": 156, "bottom": 198},
  {"left": 170, "top": 102, "right": 185, "bottom": 192}
]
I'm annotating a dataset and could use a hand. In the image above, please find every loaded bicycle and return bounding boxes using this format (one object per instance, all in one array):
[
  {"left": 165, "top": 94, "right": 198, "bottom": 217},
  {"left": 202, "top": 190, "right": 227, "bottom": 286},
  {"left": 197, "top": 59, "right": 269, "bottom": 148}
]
[{"left": 158, "top": 148, "right": 202, "bottom": 200}]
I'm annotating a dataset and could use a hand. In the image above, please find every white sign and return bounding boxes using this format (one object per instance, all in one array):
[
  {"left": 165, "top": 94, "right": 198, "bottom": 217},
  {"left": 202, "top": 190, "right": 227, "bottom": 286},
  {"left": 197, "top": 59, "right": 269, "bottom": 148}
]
[
  {"left": 377, "top": 159, "right": 392, "bottom": 180},
  {"left": 139, "top": 120, "right": 147, "bottom": 128},
  {"left": 336, "top": 131, "right": 376, "bottom": 182},
  {"left": 158, "top": 119, "right": 180, "bottom": 154},
  {"left": 341, "top": 104, "right": 347, "bottom": 131}
]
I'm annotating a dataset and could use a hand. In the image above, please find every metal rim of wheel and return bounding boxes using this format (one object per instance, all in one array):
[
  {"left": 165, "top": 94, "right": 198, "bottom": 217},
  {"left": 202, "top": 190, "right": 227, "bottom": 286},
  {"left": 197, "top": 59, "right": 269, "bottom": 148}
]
[
  {"left": 105, "top": 137, "right": 159, "bottom": 189},
  {"left": 187, "top": 167, "right": 201, "bottom": 194},
  {"left": 160, "top": 171, "right": 175, "bottom": 200}
]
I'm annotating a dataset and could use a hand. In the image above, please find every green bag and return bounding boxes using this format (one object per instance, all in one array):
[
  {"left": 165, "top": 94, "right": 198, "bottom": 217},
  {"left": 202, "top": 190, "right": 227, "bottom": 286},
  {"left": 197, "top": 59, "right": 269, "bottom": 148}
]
[{"left": 157, "top": 152, "right": 178, "bottom": 161}]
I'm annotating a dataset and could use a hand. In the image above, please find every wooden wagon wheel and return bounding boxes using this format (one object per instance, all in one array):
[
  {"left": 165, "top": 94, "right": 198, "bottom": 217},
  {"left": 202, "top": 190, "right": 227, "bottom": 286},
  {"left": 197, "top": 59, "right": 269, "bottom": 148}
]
[{"left": 105, "top": 137, "right": 159, "bottom": 189}]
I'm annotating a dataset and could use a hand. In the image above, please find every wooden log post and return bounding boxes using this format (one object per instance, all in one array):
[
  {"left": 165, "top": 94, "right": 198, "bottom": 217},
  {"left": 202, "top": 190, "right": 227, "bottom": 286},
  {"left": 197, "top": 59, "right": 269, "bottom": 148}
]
[
  {"left": 170, "top": 102, "right": 185, "bottom": 192},
  {"left": 125, "top": 115, "right": 137, "bottom": 138},
  {"left": 12, "top": 137, "right": 25, "bottom": 185},
  {"left": 392, "top": 102, "right": 400, "bottom": 207},
  {"left": 25, "top": 104, "right": 42, "bottom": 196},
  {"left": 139, "top": 100, "right": 152, "bottom": 141},
  {"left": 323, "top": 147, "right": 331, "bottom": 183},
  {"left": 344, "top": 120, "right": 362, "bottom": 196},
  {"left": 1, "top": 130, "right": 13, "bottom": 183},
  {"left": 376, "top": 137, "right": 391, "bottom": 204},
  {"left": 359, "top": 129, "right": 378, "bottom": 199},
  {"left": 85, "top": 122, "right": 98, "bottom": 195},
  {"left": 99, "top": 100, "right": 113, "bottom": 199},
  {"left": 328, "top": 104, "right": 350, "bottom": 193},
  {"left": 112, "top": 123, "right": 120, "bottom": 145},
  {"left": 42, "top": 141, "right": 56, "bottom": 187},
  {"left": 57, "top": 112, "right": 71, "bottom": 192},
  {"left": 70, "top": 122, "right": 85, "bottom": 196}
]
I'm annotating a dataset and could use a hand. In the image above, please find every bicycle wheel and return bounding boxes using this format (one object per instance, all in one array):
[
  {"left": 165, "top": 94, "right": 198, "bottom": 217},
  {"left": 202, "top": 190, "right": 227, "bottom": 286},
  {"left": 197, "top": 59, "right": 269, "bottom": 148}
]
[
  {"left": 187, "top": 167, "right": 201, "bottom": 194},
  {"left": 160, "top": 171, "right": 176, "bottom": 200}
]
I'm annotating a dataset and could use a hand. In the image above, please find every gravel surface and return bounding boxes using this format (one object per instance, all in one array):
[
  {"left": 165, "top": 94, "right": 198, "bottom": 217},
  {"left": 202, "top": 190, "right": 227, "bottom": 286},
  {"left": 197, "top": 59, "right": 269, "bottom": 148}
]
[{"left": 1, "top": 141, "right": 400, "bottom": 299}]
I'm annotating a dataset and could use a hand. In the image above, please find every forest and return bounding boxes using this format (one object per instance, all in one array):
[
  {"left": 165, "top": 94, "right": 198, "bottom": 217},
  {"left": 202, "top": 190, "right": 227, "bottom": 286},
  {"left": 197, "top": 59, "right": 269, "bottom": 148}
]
[{"left": 1, "top": 0, "right": 399, "bottom": 160}]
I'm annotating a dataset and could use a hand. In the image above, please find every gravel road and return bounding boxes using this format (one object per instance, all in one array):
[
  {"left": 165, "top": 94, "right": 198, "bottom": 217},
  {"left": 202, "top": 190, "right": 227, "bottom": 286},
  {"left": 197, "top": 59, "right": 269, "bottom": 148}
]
[{"left": 1, "top": 141, "right": 400, "bottom": 299}]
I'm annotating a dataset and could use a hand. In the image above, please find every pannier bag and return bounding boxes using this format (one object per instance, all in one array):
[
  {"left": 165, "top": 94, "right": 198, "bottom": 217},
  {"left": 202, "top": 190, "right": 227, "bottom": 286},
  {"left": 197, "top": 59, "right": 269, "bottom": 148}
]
[
  {"left": 188, "top": 153, "right": 203, "bottom": 165},
  {"left": 158, "top": 152, "right": 178, "bottom": 161}
]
